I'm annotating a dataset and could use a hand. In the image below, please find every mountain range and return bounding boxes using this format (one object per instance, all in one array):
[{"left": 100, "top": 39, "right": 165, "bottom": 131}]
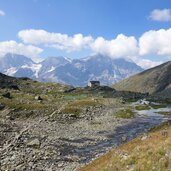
[{"left": 0, "top": 53, "right": 143, "bottom": 86}]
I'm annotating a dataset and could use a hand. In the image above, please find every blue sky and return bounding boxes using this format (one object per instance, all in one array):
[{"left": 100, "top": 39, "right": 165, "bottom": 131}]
[{"left": 0, "top": 0, "right": 171, "bottom": 68}]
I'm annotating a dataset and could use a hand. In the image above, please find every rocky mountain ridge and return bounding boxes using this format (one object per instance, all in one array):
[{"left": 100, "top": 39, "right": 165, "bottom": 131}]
[{"left": 0, "top": 53, "right": 143, "bottom": 86}]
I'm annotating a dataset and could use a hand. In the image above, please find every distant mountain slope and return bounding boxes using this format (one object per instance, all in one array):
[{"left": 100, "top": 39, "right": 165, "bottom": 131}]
[
  {"left": 47, "top": 55, "right": 143, "bottom": 86},
  {"left": 0, "top": 53, "right": 36, "bottom": 78},
  {"left": 0, "top": 53, "right": 143, "bottom": 86},
  {"left": 113, "top": 61, "right": 171, "bottom": 94},
  {"left": 0, "top": 53, "right": 34, "bottom": 71}
]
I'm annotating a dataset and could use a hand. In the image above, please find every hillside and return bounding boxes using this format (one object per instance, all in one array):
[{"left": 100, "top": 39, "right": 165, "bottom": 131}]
[
  {"left": 0, "top": 72, "right": 29, "bottom": 90},
  {"left": 113, "top": 61, "right": 171, "bottom": 95}
]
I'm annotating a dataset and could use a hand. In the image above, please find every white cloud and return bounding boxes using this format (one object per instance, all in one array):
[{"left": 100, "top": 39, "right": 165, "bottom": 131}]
[
  {"left": 50, "top": 33, "right": 93, "bottom": 52},
  {"left": 18, "top": 29, "right": 138, "bottom": 58},
  {"left": 91, "top": 34, "right": 139, "bottom": 58},
  {"left": 139, "top": 28, "right": 171, "bottom": 57},
  {"left": 0, "top": 40, "right": 43, "bottom": 58},
  {"left": 149, "top": 9, "right": 171, "bottom": 21},
  {"left": 18, "top": 29, "right": 93, "bottom": 51},
  {"left": 0, "top": 10, "right": 5, "bottom": 16},
  {"left": 134, "top": 58, "right": 162, "bottom": 69}
]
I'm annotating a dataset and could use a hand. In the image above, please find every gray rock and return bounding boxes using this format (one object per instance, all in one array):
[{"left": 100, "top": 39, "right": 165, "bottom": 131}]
[
  {"left": 141, "top": 135, "right": 148, "bottom": 141},
  {"left": 57, "top": 162, "right": 64, "bottom": 168},
  {"left": 27, "top": 138, "right": 40, "bottom": 148},
  {"left": 0, "top": 103, "right": 5, "bottom": 110},
  {"left": 35, "top": 96, "right": 42, "bottom": 100},
  {"left": 15, "top": 164, "right": 26, "bottom": 170},
  {"left": 121, "top": 135, "right": 127, "bottom": 142}
]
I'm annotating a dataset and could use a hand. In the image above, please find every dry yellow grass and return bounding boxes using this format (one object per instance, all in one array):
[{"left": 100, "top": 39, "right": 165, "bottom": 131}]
[{"left": 78, "top": 123, "right": 171, "bottom": 171}]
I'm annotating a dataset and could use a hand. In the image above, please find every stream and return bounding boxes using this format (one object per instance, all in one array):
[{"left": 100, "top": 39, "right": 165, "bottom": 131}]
[{"left": 72, "top": 100, "right": 171, "bottom": 164}]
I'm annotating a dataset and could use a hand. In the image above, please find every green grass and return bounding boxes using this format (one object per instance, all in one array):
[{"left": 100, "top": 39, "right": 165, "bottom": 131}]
[
  {"left": 126, "top": 98, "right": 138, "bottom": 103},
  {"left": 62, "top": 107, "right": 81, "bottom": 117},
  {"left": 0, "top": 98, "right": 46, "bottom": 110},
  {"left": 11, "top": 110, "right": 38, "bottom": 119},
  {"left": 63, "top": 94, "right": 87, "bottom": 100},
  {"left": 115, "top": 108, "right": 135, "bottom": 119},
  {"left": 147, "top": 98, "right": 171, "bottom": 105},
  {"left": 60, "top": 98, "right": 98, "bottom": 118},
  {"left": 150, "top": 104, "right": 167, "bottom": 109},
  {"left": 20, "top": 81, "right": 69, "bottom": 95},
  {"left": 156, "top": 111, "right": 171, "bottom": 115},
  {"left": 68, "top": 99, "right": 98, "bottom": 107},
  {"left": 135, "top": 105, "right": 151, "bottom": 110}
]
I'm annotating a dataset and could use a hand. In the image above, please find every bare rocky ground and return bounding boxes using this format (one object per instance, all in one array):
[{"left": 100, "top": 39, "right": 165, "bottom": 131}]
[
  {"left": 1, "top": 100, "right": 170, "bottom": 171},
  {"left": 0, "top": 101, "right": 128, "bottom": 171}
]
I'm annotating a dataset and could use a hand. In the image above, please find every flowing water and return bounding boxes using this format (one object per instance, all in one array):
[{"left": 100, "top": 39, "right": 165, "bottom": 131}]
[{"left": 72, "top": 100, "right": 171, "bottom": 164}]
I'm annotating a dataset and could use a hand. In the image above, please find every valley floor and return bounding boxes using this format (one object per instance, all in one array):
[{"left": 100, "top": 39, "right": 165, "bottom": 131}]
[{"left": 1, "top": 99, "right": 171, "bottom": 171}]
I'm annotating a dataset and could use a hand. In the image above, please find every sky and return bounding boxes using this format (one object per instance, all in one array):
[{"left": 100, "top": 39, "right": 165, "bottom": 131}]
[{"left": 0, "top": 0, "right": 171, "bottom": 68}]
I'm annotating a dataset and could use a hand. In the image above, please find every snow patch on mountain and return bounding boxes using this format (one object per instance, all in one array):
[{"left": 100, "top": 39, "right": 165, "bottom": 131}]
[
  {"left": 21, "top": 64, "right": 42, "bottom": 78},
  {"left": 5, "top": 67, "right": 17, "bottom": 76},
  {"left": 47, "top": 66, "right": 56, "bottom": 73}
]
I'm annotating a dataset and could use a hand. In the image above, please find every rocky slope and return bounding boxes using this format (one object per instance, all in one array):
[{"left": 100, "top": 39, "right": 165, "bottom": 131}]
[
  {"left": 113, "top": 61, "right": 171, "bottom": 95},
  {"left": 0, "top": 53, "right": 143, "bottom": 86}
]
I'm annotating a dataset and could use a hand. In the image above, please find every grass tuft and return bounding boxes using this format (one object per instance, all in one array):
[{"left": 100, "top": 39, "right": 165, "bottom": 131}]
[
  {"left": 156, "top": 111, "right": 171, "bottom": 115},
  {"left": 135, "top": 105, "right": 151, "bottom": 110},
  {"left": 150, "top": 104, "right": 167, "bottom": 109},
  {"left": 115, "top": 108, "right": 135, "bottom": 119},
  {"left": 62, "top": 107, "right": 81, "bottom": 117},
  {"left": 68, "top": 99, "right": 98, "bottom": 107}
]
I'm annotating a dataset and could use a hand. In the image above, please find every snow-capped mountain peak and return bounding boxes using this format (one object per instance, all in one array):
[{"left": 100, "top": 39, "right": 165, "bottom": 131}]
[{"left": 0, "top": 53, "right": 143, "bottom": 86}]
